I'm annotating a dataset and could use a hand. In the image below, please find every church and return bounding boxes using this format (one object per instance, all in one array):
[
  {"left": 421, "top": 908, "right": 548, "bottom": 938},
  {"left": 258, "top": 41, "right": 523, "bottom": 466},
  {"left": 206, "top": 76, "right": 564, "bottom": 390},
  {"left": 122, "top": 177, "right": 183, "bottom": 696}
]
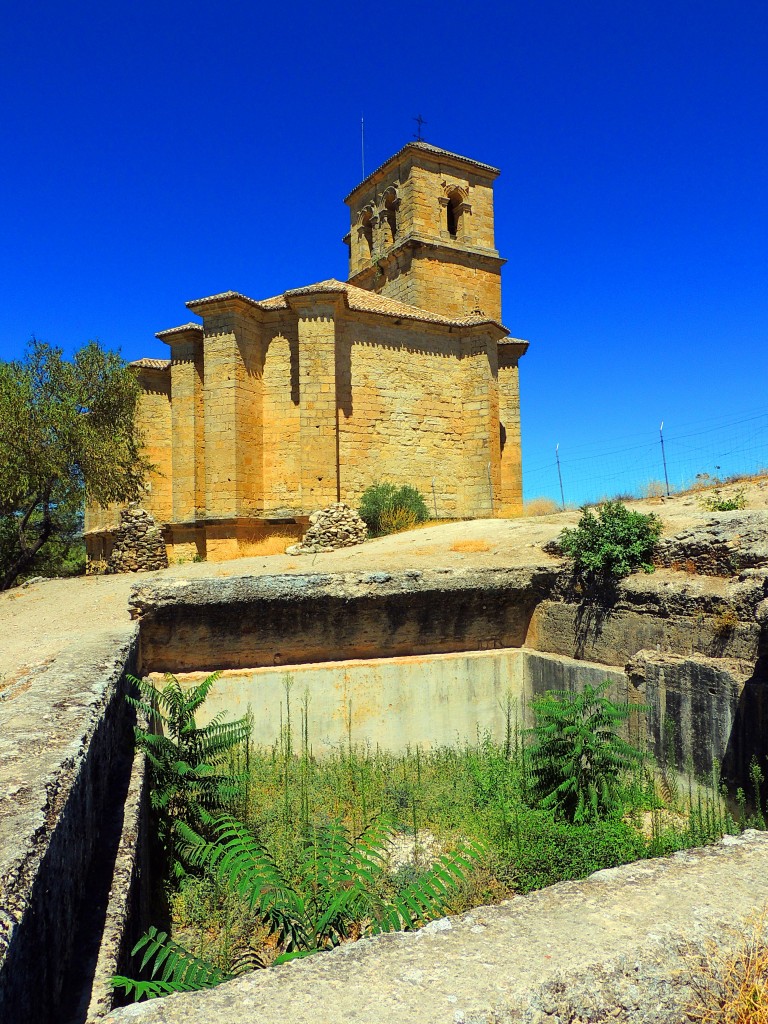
[{"left": 85, "top": 141, "right": 529, "bottom": 562}]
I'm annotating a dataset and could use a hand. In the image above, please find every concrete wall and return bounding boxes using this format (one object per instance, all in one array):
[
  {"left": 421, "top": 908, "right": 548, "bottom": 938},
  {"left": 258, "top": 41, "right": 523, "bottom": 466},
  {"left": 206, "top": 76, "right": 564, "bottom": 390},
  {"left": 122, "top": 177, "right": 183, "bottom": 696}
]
[
  {"left": 161, "top": 648, "right": 738, "bottom": 786},
  {"left": 154, "top": 649, "right": 527, "bottom": 754},
  {"left": 336, "top": 318, "right": 491, "bottom": 518}
]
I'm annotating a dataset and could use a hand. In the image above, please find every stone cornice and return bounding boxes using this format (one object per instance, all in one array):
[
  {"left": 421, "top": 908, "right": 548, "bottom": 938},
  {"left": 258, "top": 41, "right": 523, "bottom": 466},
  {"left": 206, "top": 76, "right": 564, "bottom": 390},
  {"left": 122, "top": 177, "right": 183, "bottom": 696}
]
[
  {"left": 351, "top": 231, "right": 505, "bottom": 271},
  {"left": 498, "top": 337, "right": 530, "bottom": 359}
]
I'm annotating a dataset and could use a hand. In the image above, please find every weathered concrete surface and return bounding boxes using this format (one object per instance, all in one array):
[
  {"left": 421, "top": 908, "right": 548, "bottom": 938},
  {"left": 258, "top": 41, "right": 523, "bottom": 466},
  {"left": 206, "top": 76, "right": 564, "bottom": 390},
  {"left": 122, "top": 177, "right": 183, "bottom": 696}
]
[
  {"left": 162, "top": 649, "right": 527, "bottom": 752},
  {"left": 523, "top": 648, "right": 627, "bottom": 702},
  {"left": 131, "top": 567, "right": 558, "bottom": 673},
  {"left": 172, "top": 650, "right": 630, "bottom": 755},
  {"left": 104, "top": 830, "right": 768, "bottom": 1024},
  {"left": 82, "top": 744, "right": 151, "bottom": 1024},
  {"left": 0, "top": 627, "right": 140, "bottom": 1024}
]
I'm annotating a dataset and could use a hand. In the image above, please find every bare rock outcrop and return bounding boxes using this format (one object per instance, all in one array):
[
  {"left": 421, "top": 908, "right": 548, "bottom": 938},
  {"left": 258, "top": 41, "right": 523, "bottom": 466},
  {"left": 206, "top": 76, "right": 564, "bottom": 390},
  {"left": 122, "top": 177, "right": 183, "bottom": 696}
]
[
  {"left": 104, "top": 505, "right": 168, "bottom": 574},
  {"left": 286, "top": 503, "right": 367, "bottom": 555},
  {"left": 654, "top": 510, "right": 768, "bottom": 576}
]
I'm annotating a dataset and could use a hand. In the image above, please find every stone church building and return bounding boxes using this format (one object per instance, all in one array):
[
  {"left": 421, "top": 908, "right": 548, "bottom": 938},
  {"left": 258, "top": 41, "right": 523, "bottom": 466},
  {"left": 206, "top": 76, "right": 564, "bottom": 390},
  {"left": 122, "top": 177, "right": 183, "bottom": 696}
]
[{"left": 85, "top": 142, "right": 528, "bottom": 562}]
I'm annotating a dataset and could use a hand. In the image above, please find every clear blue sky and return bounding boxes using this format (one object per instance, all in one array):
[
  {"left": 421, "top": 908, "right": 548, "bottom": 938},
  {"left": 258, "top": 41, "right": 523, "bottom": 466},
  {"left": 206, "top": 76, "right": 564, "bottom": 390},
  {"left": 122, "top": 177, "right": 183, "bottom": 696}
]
[{"left": 1, "top": 2, "right": 766, "bottom": 505}]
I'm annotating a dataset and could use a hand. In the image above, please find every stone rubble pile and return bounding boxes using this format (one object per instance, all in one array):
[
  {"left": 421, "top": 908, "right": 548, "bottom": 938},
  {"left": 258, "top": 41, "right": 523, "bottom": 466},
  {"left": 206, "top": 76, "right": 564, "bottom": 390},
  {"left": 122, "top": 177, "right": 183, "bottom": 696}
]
[
  {"left": 286, "top": 503, "right": 368, "bottom": 555},
  {"left": 104, "top": 504, "right": 169, "bottom": 574}
]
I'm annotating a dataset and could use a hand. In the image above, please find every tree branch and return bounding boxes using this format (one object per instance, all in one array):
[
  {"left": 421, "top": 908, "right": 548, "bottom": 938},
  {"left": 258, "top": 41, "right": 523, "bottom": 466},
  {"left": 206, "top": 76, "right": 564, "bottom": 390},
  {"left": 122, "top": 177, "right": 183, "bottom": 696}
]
[{"left": 0, "top": 487, "right": 55, "bottom": 590}]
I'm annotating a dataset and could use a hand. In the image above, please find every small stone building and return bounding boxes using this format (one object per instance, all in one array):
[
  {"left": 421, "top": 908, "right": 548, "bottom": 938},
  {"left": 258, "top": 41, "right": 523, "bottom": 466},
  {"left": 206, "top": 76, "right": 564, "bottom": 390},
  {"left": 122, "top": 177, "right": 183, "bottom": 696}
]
[{"left": 85, "top": 142, "right": 528, "bottom": 563}]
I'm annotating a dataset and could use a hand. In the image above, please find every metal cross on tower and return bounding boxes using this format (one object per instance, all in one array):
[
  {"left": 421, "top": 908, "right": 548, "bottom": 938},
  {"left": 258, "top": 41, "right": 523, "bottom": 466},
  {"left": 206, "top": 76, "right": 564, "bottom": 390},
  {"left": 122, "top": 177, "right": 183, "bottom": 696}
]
[{"left": 413, "top": 114, "right": 427, "bottom": 141}]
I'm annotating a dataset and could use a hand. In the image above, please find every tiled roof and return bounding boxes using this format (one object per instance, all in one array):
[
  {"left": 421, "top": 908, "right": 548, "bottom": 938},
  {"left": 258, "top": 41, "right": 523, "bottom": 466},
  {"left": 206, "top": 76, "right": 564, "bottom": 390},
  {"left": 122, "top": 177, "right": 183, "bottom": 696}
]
[
  {"left": 344, "top": 141, "right": 500, "bottom": 202},
  {"left": 129, "top": 358, "right": 171, "bottom": 370},
  {"left": 155, "top": 322, "right": 203, "bottom": 340},
  {"left": 187, "top": 279, "right": 507, "bottom": 332},
  {"left": 186, "top": 290, "right": 263, "bottom": 313}
]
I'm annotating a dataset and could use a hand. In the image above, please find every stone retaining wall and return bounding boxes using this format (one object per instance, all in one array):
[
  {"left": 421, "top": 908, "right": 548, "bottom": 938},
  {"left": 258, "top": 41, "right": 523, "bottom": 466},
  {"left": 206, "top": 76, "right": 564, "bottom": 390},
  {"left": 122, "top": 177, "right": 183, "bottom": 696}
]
[
  {"left": 105, "top": 506, "right": 168, "bottom": 575},
  {"left": 129, "top": 567, "right": 559, "bottom": 673},
  {"left": 0, "top": 628, "right": 145, "bottom": 1024}
]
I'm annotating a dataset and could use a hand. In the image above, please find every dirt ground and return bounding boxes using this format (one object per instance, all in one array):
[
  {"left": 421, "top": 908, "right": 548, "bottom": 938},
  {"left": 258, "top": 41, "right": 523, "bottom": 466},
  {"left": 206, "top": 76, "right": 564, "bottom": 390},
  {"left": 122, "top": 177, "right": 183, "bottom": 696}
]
[{"left": 2, "top": 475, "right": 766, "bottom": 691}]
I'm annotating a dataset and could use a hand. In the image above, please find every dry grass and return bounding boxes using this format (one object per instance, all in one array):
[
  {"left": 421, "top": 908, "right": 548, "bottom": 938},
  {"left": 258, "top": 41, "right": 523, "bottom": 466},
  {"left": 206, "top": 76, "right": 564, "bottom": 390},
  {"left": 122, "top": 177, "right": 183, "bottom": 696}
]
[
  {"left": 238, "top": 529, "right": 300, "bottom": 557},
  {"left": 378, "top": 506, "right": 418, "bottom": 534},
  {"left": 671, "top": 558, "right": 699, "bottom": 574},
  {"left": 522, "top": 497, "right": 561, "bottom": 517},
  {"left": 642, "top": 479, "right": 667, "bottom": 498},
  {"left": 449, "top": 539, "right": 492, "bottom": 553},
  {"left": 0, "top": 671, "right": 33, "bottom": 702},
  {"left": 685, "top": 907, "right": 768, "bottom": 1024},
  {"left": 712, "top": 607, "right": 739, "bottom": 637}
]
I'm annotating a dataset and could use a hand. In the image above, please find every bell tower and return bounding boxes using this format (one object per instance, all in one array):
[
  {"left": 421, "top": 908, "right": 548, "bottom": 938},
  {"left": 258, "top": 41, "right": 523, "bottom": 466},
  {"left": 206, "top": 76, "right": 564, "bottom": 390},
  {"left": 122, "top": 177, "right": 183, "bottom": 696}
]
[{"left": 343, "top": 142, "right": 505, "bottom": 321}]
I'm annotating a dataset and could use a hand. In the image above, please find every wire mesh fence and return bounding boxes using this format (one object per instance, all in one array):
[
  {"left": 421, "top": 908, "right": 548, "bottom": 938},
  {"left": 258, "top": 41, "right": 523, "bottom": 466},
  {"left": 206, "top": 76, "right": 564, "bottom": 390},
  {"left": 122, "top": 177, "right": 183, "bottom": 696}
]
[{"left": 524, "top": 407, "right": 768, "bottom": 508}]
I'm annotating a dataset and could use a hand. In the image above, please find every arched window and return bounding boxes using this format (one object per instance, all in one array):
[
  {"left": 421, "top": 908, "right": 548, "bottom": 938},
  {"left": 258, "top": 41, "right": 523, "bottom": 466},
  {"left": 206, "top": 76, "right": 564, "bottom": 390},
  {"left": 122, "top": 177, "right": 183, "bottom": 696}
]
[
  {"left": 360, "top": 209, "right": 374, "bottom": 256},
  {"left": 383, "top": 189, "right": 398, "bottom": 246},
  {"left": 446, "top": 188, "right": 464, "bottom": 239}
]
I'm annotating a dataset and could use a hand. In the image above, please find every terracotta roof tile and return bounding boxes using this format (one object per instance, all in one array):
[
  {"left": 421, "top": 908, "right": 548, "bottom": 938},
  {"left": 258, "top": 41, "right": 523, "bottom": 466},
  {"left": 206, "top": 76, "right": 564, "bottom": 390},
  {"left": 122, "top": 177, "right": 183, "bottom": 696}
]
[
  {"left": 129, "top": 358, "right": 171, "bottom": 370},
  {"left": 184, "top": 278, "right": 507, "bottom": 331},
  {"left": 286, "top": 279, "right": 507, "bottom": 330},
  {"left": 155, "top": 322, "right": 203, "bottom": 340},
  {"left": 186, "top": 290, "right": 263, "bottom": 312}
]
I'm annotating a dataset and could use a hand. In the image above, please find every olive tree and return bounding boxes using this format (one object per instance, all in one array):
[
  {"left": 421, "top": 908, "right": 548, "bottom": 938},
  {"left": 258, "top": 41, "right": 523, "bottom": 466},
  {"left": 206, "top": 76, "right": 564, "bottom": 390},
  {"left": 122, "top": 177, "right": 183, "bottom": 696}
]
[{"left": 0, "top": 339, "right": 151, "bottom": 589}]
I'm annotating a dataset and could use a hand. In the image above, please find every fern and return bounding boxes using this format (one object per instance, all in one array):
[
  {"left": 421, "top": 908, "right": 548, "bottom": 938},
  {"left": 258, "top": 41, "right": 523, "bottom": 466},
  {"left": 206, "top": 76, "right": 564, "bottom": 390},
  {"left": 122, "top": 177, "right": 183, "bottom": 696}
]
[
  {"left": 110, "top": 926, "right": 232, "bottom": 1002},
  {"left": 375, "top": 844, "right": 481, "bottom": 932},
  {"left": 185, "top": 815, "right": 308, "bottom": 952}
]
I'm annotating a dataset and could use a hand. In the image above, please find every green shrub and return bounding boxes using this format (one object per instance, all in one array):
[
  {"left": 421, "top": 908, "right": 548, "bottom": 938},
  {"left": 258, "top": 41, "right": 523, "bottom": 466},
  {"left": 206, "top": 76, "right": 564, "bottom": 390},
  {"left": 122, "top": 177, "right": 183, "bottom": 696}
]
[
  {"left": 558, "top": 500, "right": 662, "bottom": 589},
  {"left": 508, "top": 811, "right": 646, "bottom": 892},
  {"left": 527, "top": 680, "right": 646, "bottom": 823},
  {"left": 699, "top": 487, "right": 747, "bottom": 512},
  {"left": 359, "top": 482, "right": 429, "bottom": 536}
]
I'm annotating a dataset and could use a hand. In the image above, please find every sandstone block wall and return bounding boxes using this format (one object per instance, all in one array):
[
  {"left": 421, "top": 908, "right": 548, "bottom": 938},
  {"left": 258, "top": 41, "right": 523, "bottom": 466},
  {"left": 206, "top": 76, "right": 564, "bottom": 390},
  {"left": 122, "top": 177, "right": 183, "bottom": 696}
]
[
  {"left": 337, "top": 319, "right": 497, "bottom": 518},
  {"left": 86, "top": 141, "right": 528, "bottom": 564},
  {"left": 134, "top": 367, "right": 173, "bottom": 526},
  {"left": 262, "top": 327, "right": 301, "bottom": 516},
  {"left": 84, "top": 365, "right": 173, "bottom": 563},
  {"left": 295, "top": 301, "right": 341, "bottom": 509},
  {"left": 497, "top": 346, "right": 524, "bottom": 515},
  {"left": 169, "top": 335, "right": 205, "bottom": 525},
  {"left": 355, "top": 247, "right": 503, "bottom": 322}
]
